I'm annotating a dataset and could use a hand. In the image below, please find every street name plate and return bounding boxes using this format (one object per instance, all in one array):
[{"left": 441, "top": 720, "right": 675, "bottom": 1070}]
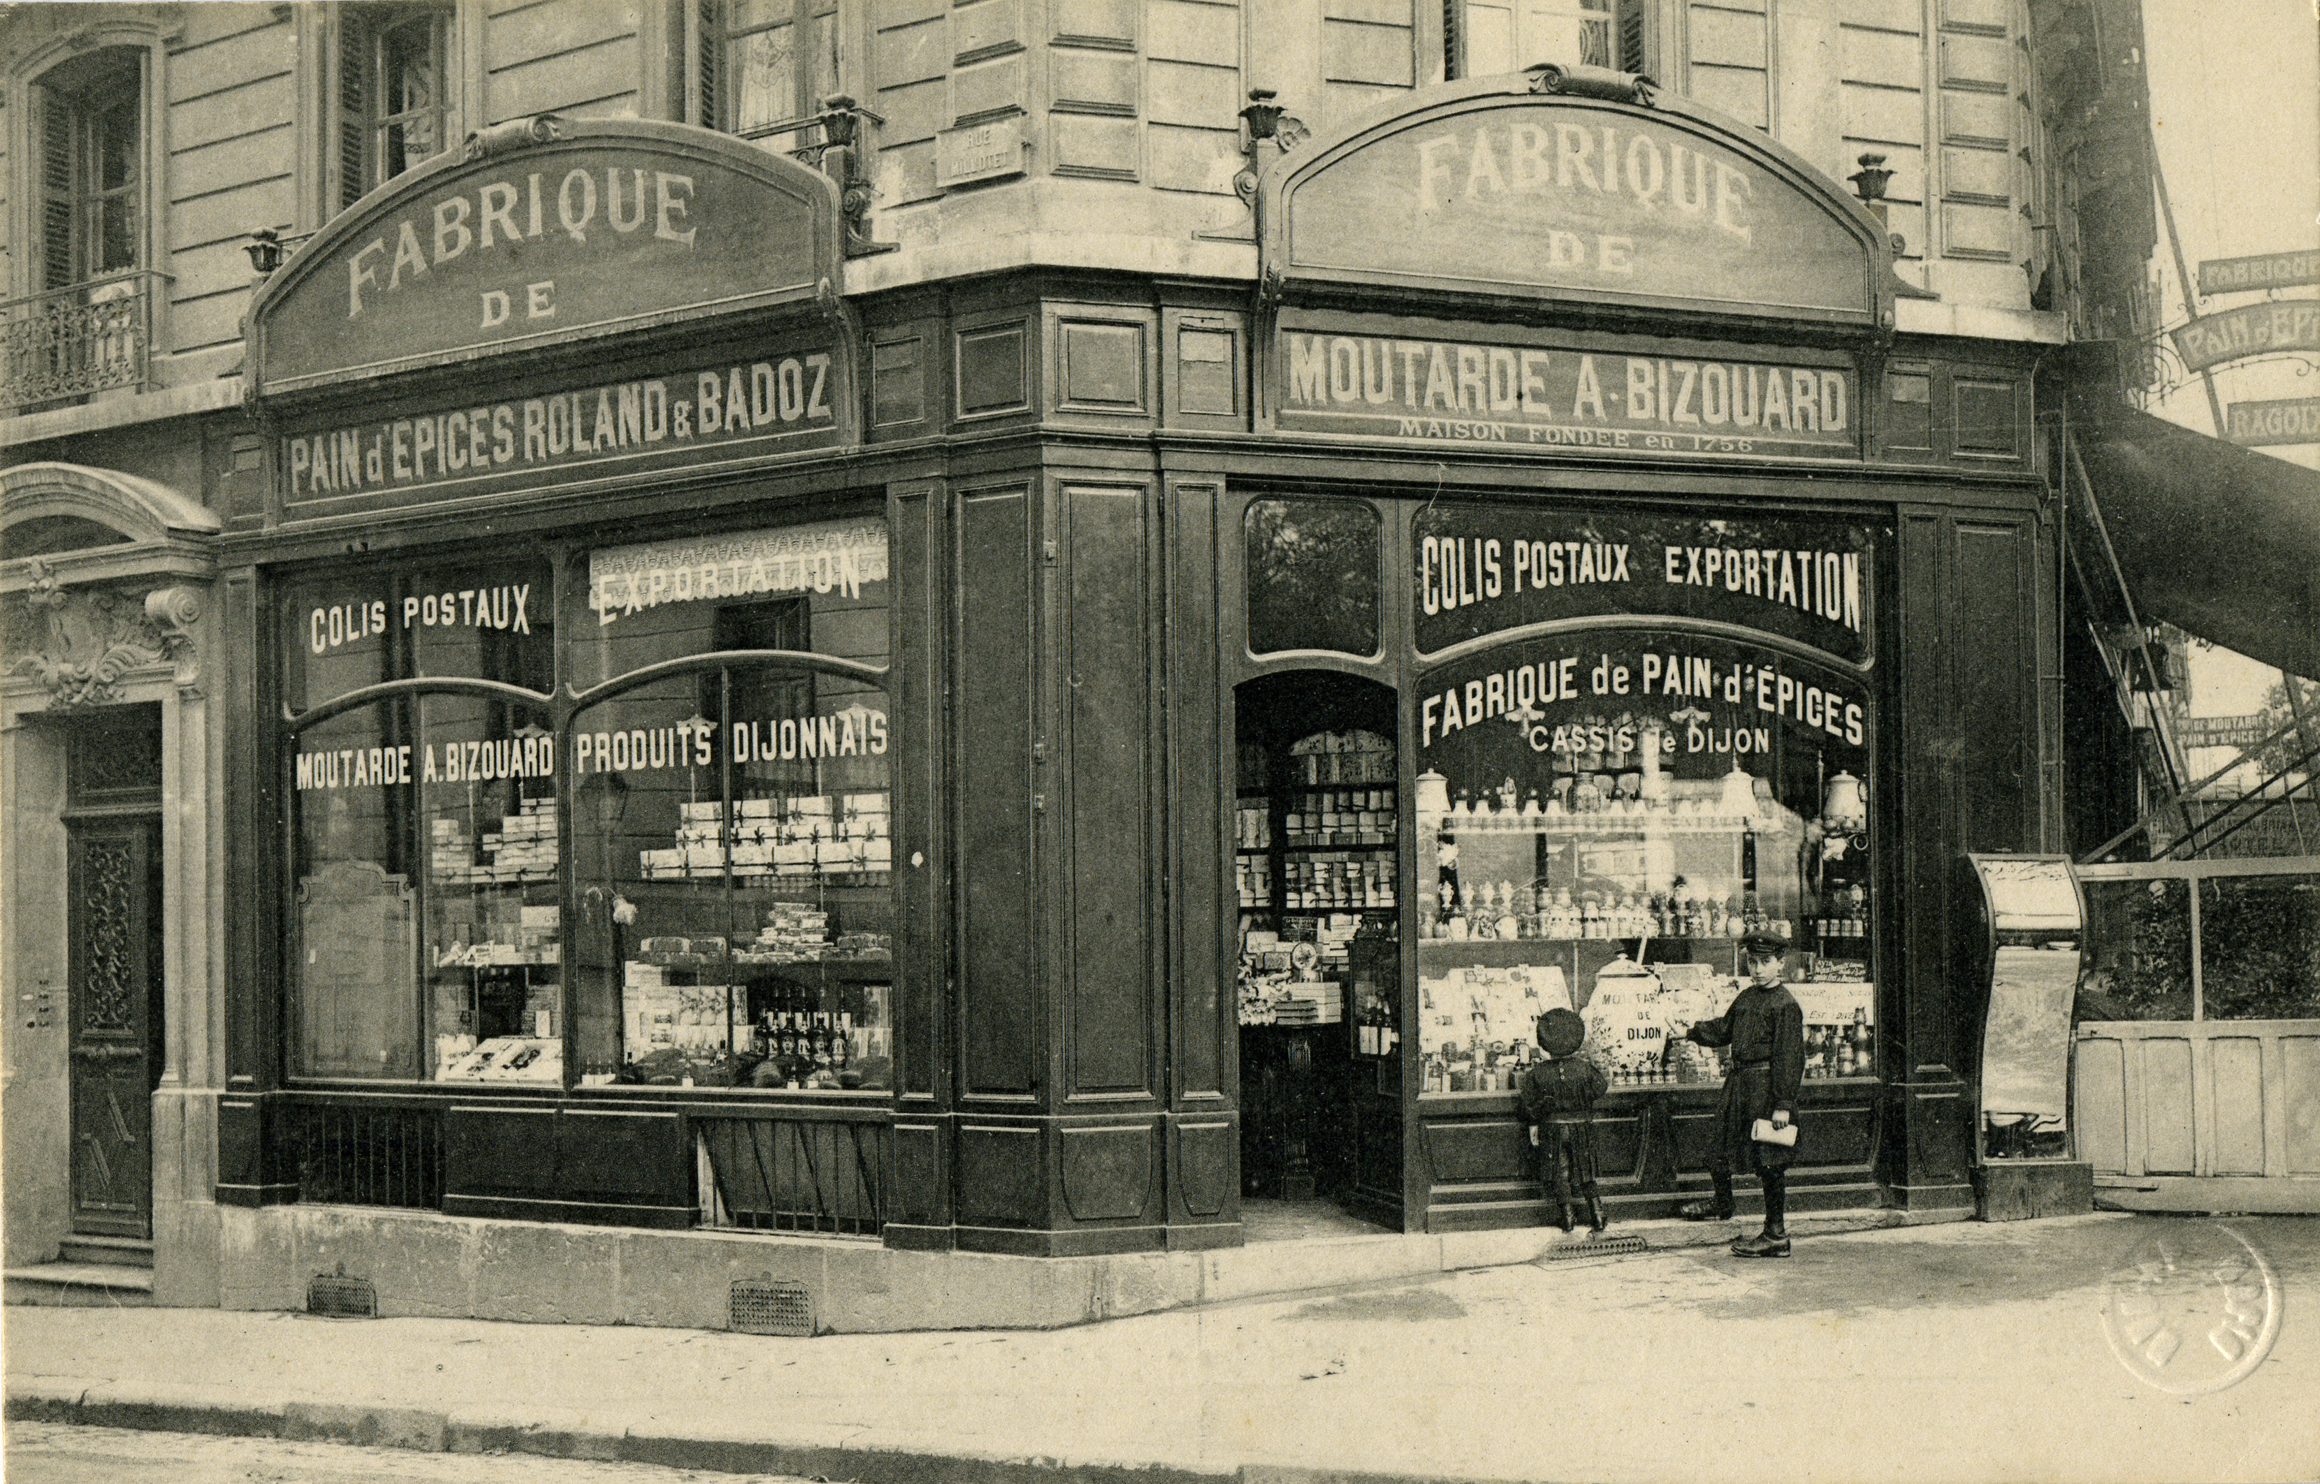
[{"left": 938, "top": 120, "right": 1027, "bottom": 188}]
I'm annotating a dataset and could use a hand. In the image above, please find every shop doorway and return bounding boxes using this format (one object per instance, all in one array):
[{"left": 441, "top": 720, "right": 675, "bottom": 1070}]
[
  {"left": 1232, "top": 672, "right": 1401, "bottom": 1227},
  {"left": 62, "top": 706, "right": 166, "bottom": 1240}
]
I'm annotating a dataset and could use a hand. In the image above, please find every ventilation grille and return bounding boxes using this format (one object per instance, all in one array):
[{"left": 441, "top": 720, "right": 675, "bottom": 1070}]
[
  {"left": 307, "top": 1269, "right": 378, "bottom": 1318},
  {"left": 730, "top": 1276, "right": 814, "bottom": 1336},
  {"left": 1540, "top": 1234, "right": 1650, "bottom": 1261}
]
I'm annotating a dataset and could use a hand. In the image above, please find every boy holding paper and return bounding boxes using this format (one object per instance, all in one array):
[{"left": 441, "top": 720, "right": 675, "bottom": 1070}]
[{"left": 1675, "top": 929, "right": 1806, "bottom": 1258}]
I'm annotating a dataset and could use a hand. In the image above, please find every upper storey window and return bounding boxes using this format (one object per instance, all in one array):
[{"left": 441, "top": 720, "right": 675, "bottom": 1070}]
[
  {"left": 31, "top": 47, "right": 143, "bottom": 289},
  {"left": 334, "top": 3, "right": 453, "bottom": 210},
  {"left": 1450, "top": 0, "right": 1653, "bottom": 79},
  {"left": 689, "top": 0, "right": 839, "bottom": 143}
]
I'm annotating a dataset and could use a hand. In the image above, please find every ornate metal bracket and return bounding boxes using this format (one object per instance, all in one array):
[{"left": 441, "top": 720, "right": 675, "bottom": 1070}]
[{"left": 1235, "top": 89, "right": 1310, "bottom": 207}]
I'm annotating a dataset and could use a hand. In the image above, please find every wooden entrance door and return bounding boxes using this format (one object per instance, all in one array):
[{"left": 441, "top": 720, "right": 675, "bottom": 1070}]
[{"left": 67, "top": 817, "right": 162, "bottom": 1237}]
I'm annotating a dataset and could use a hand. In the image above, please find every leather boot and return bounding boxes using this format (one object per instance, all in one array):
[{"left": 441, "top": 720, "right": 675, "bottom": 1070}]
[
  {"left": 1731, "top": 1230, "right": 1792, "bottom": 1259},
  {"left": 1557, "top": 1201, "right": 1576, "bottom": 1232},
  {"left": 1586, "top": 1193, "right": 1607, "bottom": 1233}
]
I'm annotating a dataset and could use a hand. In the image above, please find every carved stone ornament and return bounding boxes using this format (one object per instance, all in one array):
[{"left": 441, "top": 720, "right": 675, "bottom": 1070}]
[{"left": 3, "top": 559, "right": 194, "bottom": 709}]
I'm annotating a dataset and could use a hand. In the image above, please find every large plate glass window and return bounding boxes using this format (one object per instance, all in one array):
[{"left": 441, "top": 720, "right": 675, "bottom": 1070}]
[
  {"left": 1407, "top": 506, "right": 1878, "bottom": 1097},
  {"left": 568, "top": 517, "right": 893, "bottom": 1091},
  {"left": 283, "top": 557, "right": 553, "bottom": 1081}
]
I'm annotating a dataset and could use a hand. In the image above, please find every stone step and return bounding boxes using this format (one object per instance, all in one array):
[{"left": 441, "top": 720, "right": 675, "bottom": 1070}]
[
  {"left": 57, "top": 1235, "right": 153, "bottom": 1269},
  {"left": 4, "top": 1261, "right": 156, "bottom": 1308}
]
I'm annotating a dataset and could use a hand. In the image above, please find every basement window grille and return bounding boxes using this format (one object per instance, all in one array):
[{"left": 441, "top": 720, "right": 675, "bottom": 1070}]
[
  {"left": 1539, "top": 1233, "right": 1650, "bottom": 1260},
  {"left": 307, "top": 1268, "right": 378, "bottom": 1318},
  {"left": 729, "top": 1276, "right": 814, "bottom": 1336}
]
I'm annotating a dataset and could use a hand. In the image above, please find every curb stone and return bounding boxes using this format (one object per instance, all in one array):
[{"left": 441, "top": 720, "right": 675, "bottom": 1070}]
[{"left": 9, "top": 1386, "right": 1242, "bottom": 1484}]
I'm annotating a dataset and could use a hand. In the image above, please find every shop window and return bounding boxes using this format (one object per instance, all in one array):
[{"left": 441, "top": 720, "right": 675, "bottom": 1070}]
[
  {"left": 568, "top": 666, "right": 893, "bottom": 1091},
  {"left": 1245, "top": 499, "right": 1382, "bottom": 658},
  {"left": 29, "top": 47, "right": 143, "bottom": 291},
  {"left": 568, "top": 517, "right": 892, "bottom": 1091},
  {"left": 333, "top": 3, "right": 452, "bottom": 211},
  {"left": 282, "top": 519, "right": 894, "bottom": 1093},
  {"left": 1447, "top": 0, "right": 1654, "bottom": 80},
  {"left": 1411, "top": 628, "right": 1875, "bottom": 1094},
  {"left": 686, "top": 0, "right": 840, "bottom": 145},
  {"left": 285, "top": 556, "right": 553, "bottom": 1081}
]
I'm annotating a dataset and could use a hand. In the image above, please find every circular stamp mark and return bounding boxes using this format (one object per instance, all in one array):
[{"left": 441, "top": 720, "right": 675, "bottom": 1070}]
[{"left": 2101, "top": 1221, "right": 2283, "bottom": 1394}]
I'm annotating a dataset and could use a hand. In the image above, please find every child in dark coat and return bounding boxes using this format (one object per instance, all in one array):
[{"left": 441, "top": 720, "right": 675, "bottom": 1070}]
[{"left": 1517, "top": 1007, "right": 1609, "bottom": 1232}]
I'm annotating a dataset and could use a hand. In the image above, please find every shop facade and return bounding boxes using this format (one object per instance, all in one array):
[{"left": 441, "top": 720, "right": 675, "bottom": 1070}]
[{"left": 188, "top": 72, "right": 2071, "bottom": 1316}]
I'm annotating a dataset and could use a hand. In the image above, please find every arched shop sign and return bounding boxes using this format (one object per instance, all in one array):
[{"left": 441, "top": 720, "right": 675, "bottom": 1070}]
[
  {"left": 247, "top": 118, "right": 844, "bottom": 400},
  {"left": 1253, "top": 76, "right": 1899, "bottom": 461},
  {"left": 1257, "top": 74, "right": 1896, "bottom": 329}
]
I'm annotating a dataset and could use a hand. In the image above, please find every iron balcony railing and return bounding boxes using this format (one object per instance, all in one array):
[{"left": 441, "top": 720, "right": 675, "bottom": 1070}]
[{"left": 1, "top": 270, "right": 167, "bottom": 416}]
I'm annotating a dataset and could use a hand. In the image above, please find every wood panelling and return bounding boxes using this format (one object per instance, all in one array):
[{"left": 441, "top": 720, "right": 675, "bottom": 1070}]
[
  {"left": 1897, "top": 508, "right": 1959, "bottom": 1073},
  {"left": 1060, "top": 1124, "right": 1154, "bottom": 1218},
  {"left": 1165, "top": 477, "right": 1226, "bottom": 1103},
  {"left": 957, "top": 321, "right": 1033, "bottom": 416},
  {"left": 957, "top": 489, "right": 1038, "bottom": 1097},
  {"left": 1064, "top": 485, "right": 1154, "bottom": 1096},
  {"left": 888, "top": 1120, "right": 950, "bottom": 1224},
  {"left": 1175, "top": 1117, "right": 1234, "bottom": 1215},
  {"left": 1954, "top": 520, "right": 2032, "bottom": 853},
  {"left": 893, "top": 483, "right": 946, "bottom": 1101},
  {"left": 1057, "top": 320, "right": 1148, "bottom": 413},
  {"left": 956, "top": 1123, "right": 1045, "bottom": 1224}
]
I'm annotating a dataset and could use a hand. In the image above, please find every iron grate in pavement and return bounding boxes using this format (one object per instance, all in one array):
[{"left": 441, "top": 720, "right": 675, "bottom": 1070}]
[
  {"left": 1539, "top": 1233, "right": 1651, "bottom": 1260},
  {"left": 730, "top": 1276, "right": 814, "bottom": 1336},
  {"left": 306, "top": 1268, "right": 378, "bottom": 1318}
]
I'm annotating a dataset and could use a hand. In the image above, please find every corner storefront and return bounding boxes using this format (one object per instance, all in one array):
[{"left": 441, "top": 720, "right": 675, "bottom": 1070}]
[{"left": 214, "top": 77, "right": 2069, "bottom": 1327}]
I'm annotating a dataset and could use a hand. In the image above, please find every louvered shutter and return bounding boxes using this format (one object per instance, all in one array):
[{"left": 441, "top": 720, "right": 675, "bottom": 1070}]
[
  {"left": 697, "top": 0, "right": 722, "bottom": 129},
  {"left": 37, "top": 86, "right": 77, "bottom": 289},
  {"left": 339, "top": 13, "right": 372, "bottom": 210},
  {"left": 1616, "top": 0, "right": 1649, "bottom": 73}
]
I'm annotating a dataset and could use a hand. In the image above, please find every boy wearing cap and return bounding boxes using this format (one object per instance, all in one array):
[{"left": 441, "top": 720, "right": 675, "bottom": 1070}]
[
  {"left": 1518, "top": 1007, "right": 1609, "bottom": 1233},
  {"left": 1676, "top": 930, "right": 1806, "bottom": 1258}
]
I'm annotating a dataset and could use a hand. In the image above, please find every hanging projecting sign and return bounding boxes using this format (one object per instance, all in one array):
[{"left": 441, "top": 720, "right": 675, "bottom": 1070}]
[
  {"left": 1412, "top": 508, "right": 1877, "bottom": 664},
  {"left": 2170, "top": 301, "right": 2320, "bottom": 373},
  {"left": 1275, "top": 312, "right": 1860, "bottom": 461},
  {"left": 249, "top": 118, "right": 843, "bottom": 399},
  {"left": 1258, "top": 77, "right": 1888, "bottom": 326},
  {"left": 2225, "top": 397, "right": 2320, "bottom": 447},
  {"left": 2197, "top": 250, "right": 2320, "bottom": 297}
]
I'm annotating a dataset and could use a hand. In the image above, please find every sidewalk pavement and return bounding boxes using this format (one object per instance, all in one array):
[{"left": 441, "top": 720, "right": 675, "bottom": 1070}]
[{"left": 9, "top": 1211, "right": 2319, "bottom": 1484}]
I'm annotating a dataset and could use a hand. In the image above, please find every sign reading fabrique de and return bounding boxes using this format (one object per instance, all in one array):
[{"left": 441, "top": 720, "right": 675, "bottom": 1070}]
[
  {"left": 248, "top": 118, "right": 844, "bottom": 400},
  {"left": 1256, "top": 75, "right": 1892, "bottom": 462}
]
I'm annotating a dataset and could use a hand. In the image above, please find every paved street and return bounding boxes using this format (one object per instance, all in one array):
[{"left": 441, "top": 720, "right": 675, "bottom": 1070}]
[
  {"left": 9, "top": 1213, "right": 2318, "bottom": 1484},
  {"left": 4, "top": 1423, "right": 815, "bottom": 1484}
]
